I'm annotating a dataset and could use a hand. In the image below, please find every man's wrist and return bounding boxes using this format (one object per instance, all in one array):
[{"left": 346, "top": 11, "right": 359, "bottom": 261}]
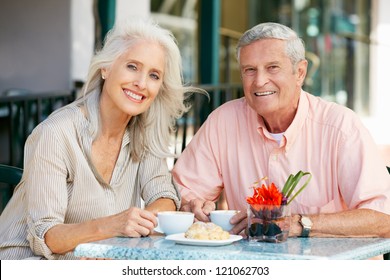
[{"left": 298, "top": 214, "right": 313, "bottom": 237}]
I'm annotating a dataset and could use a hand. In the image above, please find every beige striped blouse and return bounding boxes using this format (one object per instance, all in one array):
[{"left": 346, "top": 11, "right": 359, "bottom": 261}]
[{"left": 0, "top": 103, "right": 180, "bottom": 260}]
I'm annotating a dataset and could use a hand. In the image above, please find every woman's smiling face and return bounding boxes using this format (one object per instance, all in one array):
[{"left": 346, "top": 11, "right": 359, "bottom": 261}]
[{"left": 101, "top": 39, "right": 165, "bottom": 118}]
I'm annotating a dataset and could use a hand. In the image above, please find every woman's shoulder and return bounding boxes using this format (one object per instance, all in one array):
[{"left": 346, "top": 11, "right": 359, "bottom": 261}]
[
  {"left": 43, "top": 102, "right": 83, "bottom": 125},
  {"left": 30, "top": 102, "right": 85, "bottom": 139}
]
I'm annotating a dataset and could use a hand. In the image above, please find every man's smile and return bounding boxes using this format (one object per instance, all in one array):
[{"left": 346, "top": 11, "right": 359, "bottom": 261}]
[{"left": 254, "top": 91, "right": 276, "bottom": 97}]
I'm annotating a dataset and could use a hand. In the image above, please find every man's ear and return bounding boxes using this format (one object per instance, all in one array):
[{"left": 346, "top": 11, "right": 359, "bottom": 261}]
[{"left": 296, "top": 59, "right": 308, "bottom": 86}]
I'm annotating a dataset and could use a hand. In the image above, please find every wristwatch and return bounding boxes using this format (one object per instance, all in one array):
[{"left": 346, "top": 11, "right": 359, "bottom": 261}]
[{"left": 299, "top": 215, "right": 313, "bottom": 237}]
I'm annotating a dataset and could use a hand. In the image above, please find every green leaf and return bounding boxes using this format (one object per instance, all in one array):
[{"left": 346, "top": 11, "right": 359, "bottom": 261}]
[
  {"left": 281, "top": 174, "right": 294, "bottom": 194},
  {"left": 285, "top": 171, "right": 303, "bottom": 198},
  {"left": 281, "top": 171, "right": 312, "bottom": 205}
]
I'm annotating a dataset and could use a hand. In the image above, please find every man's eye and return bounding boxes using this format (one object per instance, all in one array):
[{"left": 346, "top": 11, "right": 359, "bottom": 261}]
[{"left": 243, "top": 68, "right": 256, "bottom": 75}]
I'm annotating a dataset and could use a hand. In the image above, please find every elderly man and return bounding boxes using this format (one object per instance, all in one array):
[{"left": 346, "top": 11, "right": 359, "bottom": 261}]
[{"left": 172, "top": 22, "right": 390, "bottom": 239}]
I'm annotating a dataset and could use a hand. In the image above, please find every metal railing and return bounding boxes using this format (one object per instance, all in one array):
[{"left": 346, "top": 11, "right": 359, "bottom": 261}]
[
  {"left": 0, "top": 84, "right": 242, "bottom": 212},
  {"left": 0, "top": 90, "right": 76, "bottom": 167},
  {"left": 0, "top": 84, "right": 243, "bottom": 167}
]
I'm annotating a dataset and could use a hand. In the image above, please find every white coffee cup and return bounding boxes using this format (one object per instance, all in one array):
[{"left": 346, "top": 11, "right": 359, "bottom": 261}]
[
  {"left": 157, "top": 211, "right": 194, "bottom": 235},
  {"left": 210, "top": 210, "right": 239, "bottom": 231}
]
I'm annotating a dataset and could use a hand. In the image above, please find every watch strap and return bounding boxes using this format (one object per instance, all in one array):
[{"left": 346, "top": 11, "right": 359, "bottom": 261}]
[
  {"left": 299, "top": 215, "right": 312, "bottom": 237},
  {"left": 300, "top": 226, "right": 310, "bottom": 237}
]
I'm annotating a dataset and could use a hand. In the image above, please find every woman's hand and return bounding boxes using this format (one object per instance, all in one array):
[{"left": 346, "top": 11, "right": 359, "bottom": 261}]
[{"left": 109, "top": 207, "right": 158, "bottom": 238}]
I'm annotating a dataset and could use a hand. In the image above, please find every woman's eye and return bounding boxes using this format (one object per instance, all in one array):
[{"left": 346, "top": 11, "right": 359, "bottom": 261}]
[
  {"left": 150, "top": 73, "right": 160, "bottom": 80},
  {"left": 128, "top": 64, "right": 137, "bottom": 71}
]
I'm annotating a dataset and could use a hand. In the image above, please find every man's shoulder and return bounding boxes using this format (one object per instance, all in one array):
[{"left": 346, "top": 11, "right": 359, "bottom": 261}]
[
  {"left": 210, "top": 97, "right": 247, "bottom": 117},
  {"left": 198, "top": 98, "right": 251, "bottom": 132},
  {"left": 306, "top": 93, "right": 362, "bottom": 130}
]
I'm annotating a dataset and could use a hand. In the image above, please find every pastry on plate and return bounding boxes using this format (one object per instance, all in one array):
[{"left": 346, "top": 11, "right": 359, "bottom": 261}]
[{"left": 184, "top": 221, "right": 230, "bottom": 240}]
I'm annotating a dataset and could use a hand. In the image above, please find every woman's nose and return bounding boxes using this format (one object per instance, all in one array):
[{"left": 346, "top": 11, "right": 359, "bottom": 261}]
[{"left": 133, "top": 73, "right": 147, "bottom": 89}]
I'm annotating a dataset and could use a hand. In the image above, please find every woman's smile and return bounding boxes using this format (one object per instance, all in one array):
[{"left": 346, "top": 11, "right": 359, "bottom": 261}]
[{"left": 123, "top": 88, "right": 145, "bottom": 103}]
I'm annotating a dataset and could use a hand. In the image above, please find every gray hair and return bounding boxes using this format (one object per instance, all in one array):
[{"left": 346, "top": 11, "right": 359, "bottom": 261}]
[
  {"left": 76, "top": 18, "right": 204, "bottom": 161},
  {"left": 236, "top": 22, "right": 306, "bottom": 69}
]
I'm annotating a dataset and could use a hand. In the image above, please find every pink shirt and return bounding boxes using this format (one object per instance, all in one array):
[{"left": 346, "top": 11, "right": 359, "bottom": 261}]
[{"left": 172, "top": 91, "right": 390, "bottom": 215}]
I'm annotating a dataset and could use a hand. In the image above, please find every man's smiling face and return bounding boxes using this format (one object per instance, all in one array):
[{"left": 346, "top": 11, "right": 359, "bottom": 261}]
[{"left": 239, "top": 38, "right": 307, "bottom": 131}]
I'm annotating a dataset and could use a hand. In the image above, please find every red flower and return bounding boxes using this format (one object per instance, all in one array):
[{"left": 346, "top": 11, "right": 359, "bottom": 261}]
[
  {"left": 246, "top": 182, "right": 284, "bottom": 211},
  {"left": 246, "top": 171, "right": 312, "bottom": 209}
]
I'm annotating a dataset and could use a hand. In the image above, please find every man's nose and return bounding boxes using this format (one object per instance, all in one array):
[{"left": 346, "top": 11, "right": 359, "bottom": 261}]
[{"left": 254, "top": 71, "right": 269, "bottom": 87}]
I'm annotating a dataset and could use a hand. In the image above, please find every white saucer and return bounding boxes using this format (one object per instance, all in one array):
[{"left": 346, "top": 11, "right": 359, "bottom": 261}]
[{"left": 165, "top": 233, "right": 242, "bottom": 246}]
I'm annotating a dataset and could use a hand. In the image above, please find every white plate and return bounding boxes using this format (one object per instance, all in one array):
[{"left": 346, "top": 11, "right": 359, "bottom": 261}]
[{"left": 165, "top": 233, "right": 243, "bottom": 246}]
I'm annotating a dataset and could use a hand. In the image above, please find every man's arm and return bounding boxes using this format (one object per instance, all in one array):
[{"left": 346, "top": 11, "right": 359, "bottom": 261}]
[
  {"left": 229, "top": 208, "right": 390, "bottom": 237},
  {"left": 289, "top": 208, "right": 390, "bottom": 238}
]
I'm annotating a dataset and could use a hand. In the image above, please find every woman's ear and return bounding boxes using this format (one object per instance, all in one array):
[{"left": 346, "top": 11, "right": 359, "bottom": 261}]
[{"left": 101, "top": 68, "right": 108, "bottom": 80}]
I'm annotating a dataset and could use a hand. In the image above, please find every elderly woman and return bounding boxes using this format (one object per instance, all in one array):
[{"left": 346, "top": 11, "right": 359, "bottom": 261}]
[{"left": 0, "top": 18, "right": 203, "bottom": 259}]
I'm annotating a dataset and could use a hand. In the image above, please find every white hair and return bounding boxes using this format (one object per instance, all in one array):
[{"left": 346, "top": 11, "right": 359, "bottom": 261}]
[
  {"left": 76, "top": 18, "right": 205, "bottom": 161},
  {"left": 236, "top": 22, "right": 306, "bottom": 70}
]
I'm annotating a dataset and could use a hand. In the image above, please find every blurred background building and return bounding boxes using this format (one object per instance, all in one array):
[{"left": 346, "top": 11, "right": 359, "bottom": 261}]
[{"left": 1, "top": 0, "right": 390, "bottom": 209}]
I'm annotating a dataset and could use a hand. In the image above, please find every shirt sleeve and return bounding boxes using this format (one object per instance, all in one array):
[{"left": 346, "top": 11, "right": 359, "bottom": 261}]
[
  {"left": 172, "top": 112, "right": 225, "bottom": 203},
  {"left": 337, "top": 116, "right": 390, "bottom": 215},
  {"left": 139, "top": 152, "right": 181, "bottom": 209},
  {"left": 24, "top": 123, "right": 69, "bottom": 259}
]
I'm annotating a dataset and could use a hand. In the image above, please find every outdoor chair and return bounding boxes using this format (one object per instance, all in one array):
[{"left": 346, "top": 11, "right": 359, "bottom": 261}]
[
  {"left": 0, "top": 164, "right": 23, "bottom": 185},
  {"left": 0, "top": 164, "right": 23, "bottom": 212}
]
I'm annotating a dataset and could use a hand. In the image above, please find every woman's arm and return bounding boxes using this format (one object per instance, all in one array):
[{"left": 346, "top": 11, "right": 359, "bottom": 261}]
[
  {"left": 44, "top": 206, "right": 157, "bottom": 254},
  {"left": 46, "top": 197, "right": 175, "bottom": 254},
  {"left": 145, "top": 198, "right": 176, "bottom": 214}
]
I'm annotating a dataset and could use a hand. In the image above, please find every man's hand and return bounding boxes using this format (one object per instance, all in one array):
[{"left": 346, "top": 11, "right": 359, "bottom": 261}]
[
  {"left": 229, "top": 210, "right": 248, "bottom": 235},
  {"left": 181, "top": 199, "right": 216, "bottom": 222}
]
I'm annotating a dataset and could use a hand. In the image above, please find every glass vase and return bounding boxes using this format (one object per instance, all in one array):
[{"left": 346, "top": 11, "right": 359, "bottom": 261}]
[{"left": 247, "top": 204, "right": 291, "bottom": 243}]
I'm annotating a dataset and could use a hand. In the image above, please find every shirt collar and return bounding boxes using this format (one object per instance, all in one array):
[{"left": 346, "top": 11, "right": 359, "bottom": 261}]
[
  {"left": 284, "top": 90, "right": 309, "bottom": 150},
  {"left": 122, "top": 126, "right": 131, "bottom": 147},
  {"left": 254, "top": 90, "right": 309, "bottom": 150}
]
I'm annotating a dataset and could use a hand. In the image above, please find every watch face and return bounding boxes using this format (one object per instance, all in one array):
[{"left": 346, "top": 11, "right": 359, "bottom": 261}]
[{"left": 302, "top": 216, "right": 313, "bottom": 226}]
